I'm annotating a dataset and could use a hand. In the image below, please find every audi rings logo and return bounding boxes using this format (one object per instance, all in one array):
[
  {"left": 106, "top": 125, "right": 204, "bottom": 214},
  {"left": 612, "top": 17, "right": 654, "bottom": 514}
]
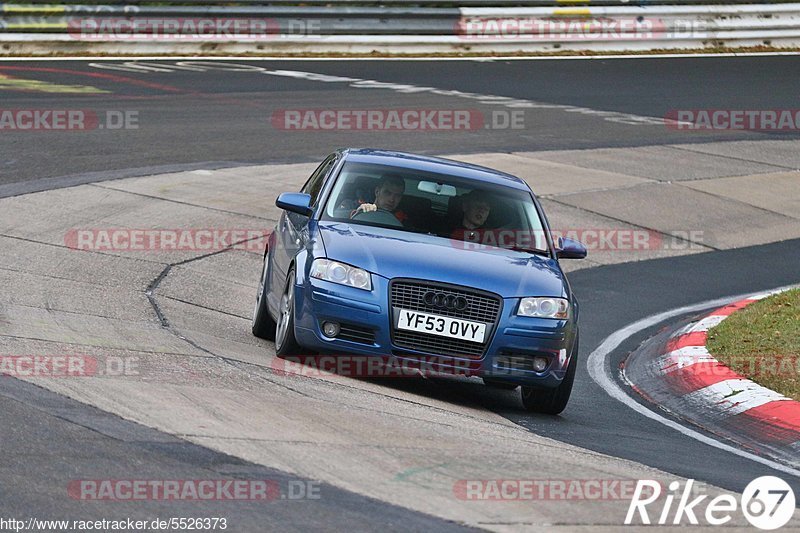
[{"left": 423, "top": 291, "right": 469, "bottom": 312}]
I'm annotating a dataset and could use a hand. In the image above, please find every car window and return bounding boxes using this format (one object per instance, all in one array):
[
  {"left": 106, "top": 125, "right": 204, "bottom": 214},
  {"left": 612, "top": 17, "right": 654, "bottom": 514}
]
[
  {"left": 322, "top": 161, "right": 549, "bottom": 253},
  {"left": 301, "top": 155, "right": 336, "bottom": 207}
]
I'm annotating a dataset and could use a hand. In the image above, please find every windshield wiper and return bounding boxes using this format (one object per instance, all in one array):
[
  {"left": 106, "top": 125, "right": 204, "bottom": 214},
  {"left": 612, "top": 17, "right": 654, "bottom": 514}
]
[{"left": 507, "top": 244, "right": 551, "bottom": 257}]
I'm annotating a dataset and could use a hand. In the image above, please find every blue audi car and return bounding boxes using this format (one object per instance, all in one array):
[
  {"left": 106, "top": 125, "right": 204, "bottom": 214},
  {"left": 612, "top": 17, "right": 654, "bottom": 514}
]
[{"left": 252, "top": 148, "right": 586, "bottom": 414}]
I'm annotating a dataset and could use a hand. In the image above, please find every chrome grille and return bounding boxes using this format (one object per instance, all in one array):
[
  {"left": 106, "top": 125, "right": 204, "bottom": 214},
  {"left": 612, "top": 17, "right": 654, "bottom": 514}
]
[
  {"left": 390, "top": 280, "right": 502, "bottom": 359},
  {"left": 390, "top": 281, "right": 501, "bottom": 323}
]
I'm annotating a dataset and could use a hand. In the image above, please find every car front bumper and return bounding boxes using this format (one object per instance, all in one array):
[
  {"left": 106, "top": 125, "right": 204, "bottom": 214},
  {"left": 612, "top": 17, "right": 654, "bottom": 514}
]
[{"left": 292, "top": 276, "right": 577, "bottom": 388}]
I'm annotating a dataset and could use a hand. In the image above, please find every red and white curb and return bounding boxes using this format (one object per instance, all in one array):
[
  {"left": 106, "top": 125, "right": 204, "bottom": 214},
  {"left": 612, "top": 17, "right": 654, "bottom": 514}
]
[{"left": 648, "top": 291, "right": 800, "bottom": 448}]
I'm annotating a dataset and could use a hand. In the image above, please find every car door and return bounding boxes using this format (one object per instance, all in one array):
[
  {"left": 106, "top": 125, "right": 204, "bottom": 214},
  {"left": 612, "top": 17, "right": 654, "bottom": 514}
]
[{"left": 269, "top": 154, "right": 337, "bottom": 308}]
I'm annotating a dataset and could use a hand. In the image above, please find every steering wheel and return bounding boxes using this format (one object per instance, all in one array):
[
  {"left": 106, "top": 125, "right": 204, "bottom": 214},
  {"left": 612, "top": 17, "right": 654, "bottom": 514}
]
[{"left": 351, "top": 208, "right": 404, "bottom": 228}]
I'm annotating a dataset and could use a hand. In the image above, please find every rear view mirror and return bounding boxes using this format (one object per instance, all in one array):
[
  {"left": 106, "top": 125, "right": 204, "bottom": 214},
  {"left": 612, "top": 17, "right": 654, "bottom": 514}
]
[
  {"left": 556, "top": 237, "right": 587, "bottom": 259},
  {"left": 418, "top": 181, "right": 457, "bottom": 197}
]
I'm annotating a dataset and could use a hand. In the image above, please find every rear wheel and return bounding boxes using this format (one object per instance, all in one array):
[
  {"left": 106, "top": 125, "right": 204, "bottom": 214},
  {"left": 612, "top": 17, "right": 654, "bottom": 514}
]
[
  {"left": 275, "top": 268, "right": 300, "bottom": 356},
  {"left": 520, "top": 338, "right": 578, "bottom": 415},
  {"left": 252, "top": 257, "right": 277, "bottom": 340}
]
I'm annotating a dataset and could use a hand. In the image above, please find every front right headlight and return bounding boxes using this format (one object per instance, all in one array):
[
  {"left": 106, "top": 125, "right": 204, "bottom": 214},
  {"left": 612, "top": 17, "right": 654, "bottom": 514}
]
[
  {"left": 310, "top": 259, "right": 372, "bottom": 291},
  {"left": 517, "top": 297, "right": 569, "bottom": 319}
]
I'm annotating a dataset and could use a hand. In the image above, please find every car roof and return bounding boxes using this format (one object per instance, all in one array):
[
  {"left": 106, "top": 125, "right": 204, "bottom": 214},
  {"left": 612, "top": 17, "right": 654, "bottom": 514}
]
[{"left": 338, "top": 148, "right": 532, "bottom": 192}]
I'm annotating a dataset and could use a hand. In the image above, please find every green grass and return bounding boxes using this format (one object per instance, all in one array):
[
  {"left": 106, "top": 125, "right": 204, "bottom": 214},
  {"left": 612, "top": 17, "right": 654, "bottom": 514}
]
[{"left": 707, "top": 288, "right": 800, "bottom": 401}]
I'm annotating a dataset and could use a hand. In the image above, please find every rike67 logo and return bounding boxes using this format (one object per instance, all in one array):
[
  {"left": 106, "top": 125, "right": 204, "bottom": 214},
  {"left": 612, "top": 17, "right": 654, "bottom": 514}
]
[{"left": 625, "top": 477, "right": 795, "bottom": 530}]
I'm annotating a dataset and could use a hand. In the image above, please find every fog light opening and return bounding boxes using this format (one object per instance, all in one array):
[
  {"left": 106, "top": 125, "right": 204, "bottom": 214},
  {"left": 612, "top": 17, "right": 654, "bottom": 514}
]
[
  {"left": 532, "top": 357, "right": 549, "bottom": 372},
  {"left": 322, "top": 321, "right": 340, "bottom": 338}
]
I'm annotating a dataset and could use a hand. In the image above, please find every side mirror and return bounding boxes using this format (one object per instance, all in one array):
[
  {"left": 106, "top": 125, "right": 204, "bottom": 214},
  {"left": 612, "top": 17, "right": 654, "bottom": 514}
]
[
  {"left": 556, "top": 237, "right": 587, "bottom": 259},
  {"left": 276, "top": 192, "right": 313, "bottom": 217}
]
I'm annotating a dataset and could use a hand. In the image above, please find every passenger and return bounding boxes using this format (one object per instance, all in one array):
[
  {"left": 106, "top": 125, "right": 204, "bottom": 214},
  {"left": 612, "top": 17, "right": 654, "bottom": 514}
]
[
  {"left": 449, "top": 190, "right": 493, "bottom": 241},
  {"left": 460, "top": 190, "right": 492, "bottom": 230}
]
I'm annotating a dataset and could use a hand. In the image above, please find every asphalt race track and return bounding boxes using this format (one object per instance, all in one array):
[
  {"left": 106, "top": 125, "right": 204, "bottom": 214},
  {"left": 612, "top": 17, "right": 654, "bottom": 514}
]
[
  {"left": 2, "top": 56, "right": 799, "bottom": 189},
  {"left": 2, "top": 57, "right": 800, "bottom": 529}
]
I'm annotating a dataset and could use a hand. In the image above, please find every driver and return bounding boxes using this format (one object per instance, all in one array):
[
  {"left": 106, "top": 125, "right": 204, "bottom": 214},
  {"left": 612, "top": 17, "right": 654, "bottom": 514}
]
[{"left": 350, "top": 174, "right": 409, "bottom": 224}]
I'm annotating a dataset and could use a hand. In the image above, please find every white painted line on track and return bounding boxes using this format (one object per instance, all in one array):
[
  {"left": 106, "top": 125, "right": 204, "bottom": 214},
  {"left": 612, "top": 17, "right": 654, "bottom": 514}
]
[
  {"left": 658, "top": 346, "right": 716, "bottom": 373},
  {"left": 669, "top": 314, "right": 726, "bottom": 336},
  {"left": 687, "top": 314, "right": 727, "bottom": 333},
  {"left": 684, "top": 379, "right": 790, "bottom": 417},
  {"left": 79, "top": 59, "right": 668, "bottom": 126},
  {"left": 587, "top": 282, "right": 800, "bottom": 478},
  {"left": 255, "top": 67, "right": 666, "bottom": 126}
]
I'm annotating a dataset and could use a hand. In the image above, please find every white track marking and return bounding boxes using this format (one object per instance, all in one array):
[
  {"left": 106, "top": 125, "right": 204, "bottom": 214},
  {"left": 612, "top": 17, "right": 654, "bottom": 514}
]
[
  {"left": 587, "top": 283, "right": 800, "bottom": 478},
  {"left": 258, "top": 68, "right": 667, "bottom": 126},
  {"left": 670, "top": 313, "right": 727, "bottom": 337},
  {"left": 71, "top": 59, "right": 674, "bottom": 126},
  {"left": 684, "top": 379, "right": 790, "bottom": 418},
  {"left": 750, "top": 289, "right": 789, "bottom": 300},
  {"left": 657, "top": 346, "right": 716, "bottom": 373},
  {"left": 687, "top": 314, "right": 727, "bottom": 332}
]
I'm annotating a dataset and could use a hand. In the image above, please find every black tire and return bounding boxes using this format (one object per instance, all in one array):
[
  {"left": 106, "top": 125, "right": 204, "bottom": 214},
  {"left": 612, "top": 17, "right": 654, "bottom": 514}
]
[
  {"left": 483, "top": 379, "right": 519, "bottom": 391},
  {"left": 252, "top": 257, "right": 277, "bottom": 340},
  {"left": 520, "top": 337, "right": 578, "bottom": 415},
  {"left": 274, "top": 267, "right": 300, "bottom": 356}
]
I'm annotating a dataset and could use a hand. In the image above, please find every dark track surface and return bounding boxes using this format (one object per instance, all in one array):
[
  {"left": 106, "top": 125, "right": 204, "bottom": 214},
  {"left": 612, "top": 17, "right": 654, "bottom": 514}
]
[
  {"left": 0, "top": 378, "right": 470, "bottom": 532},
  {"left": 2, "top": 57, "right": 799, "bottom": 526},
  {"left": 1, "top": 56, "right": 799, "bottom": 193}
]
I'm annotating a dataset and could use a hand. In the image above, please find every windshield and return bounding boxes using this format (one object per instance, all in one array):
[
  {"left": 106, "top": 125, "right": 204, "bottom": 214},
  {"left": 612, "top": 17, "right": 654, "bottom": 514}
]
[{"left": 322, "top": 161, "right": 550, "bottom": 254}]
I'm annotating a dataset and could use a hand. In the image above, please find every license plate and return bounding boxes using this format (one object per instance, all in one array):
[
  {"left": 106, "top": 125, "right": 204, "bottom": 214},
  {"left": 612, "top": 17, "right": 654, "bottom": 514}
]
[{"left": 396, "top": 309, "right": 486, "bottom": 343}]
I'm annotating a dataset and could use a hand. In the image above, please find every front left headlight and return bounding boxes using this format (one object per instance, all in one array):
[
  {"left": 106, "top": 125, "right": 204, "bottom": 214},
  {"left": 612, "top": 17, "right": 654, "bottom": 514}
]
[
  {"left": 310, "top": 258, "right": 372, "bottom": 291},
  {"left": 517, "top": 297, "right": 569, "bottom": 319}
]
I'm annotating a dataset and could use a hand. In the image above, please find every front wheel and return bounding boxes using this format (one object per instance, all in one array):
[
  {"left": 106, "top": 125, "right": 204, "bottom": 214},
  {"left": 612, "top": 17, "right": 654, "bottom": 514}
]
[
  {"left": 275, "top": 267, "right": 300, "bottom": 356},
  {"left": 520, "top": 338, "right": 578, "bottom": 415},
  {"left": 252, "top": 257, "right": 277, "bottom": 340}
]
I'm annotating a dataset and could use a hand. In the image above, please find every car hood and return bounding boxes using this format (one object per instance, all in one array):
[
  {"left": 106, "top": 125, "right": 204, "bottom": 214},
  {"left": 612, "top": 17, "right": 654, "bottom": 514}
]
[{"left": 317, "top": 221, "right": 566, "bottom": 298}]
